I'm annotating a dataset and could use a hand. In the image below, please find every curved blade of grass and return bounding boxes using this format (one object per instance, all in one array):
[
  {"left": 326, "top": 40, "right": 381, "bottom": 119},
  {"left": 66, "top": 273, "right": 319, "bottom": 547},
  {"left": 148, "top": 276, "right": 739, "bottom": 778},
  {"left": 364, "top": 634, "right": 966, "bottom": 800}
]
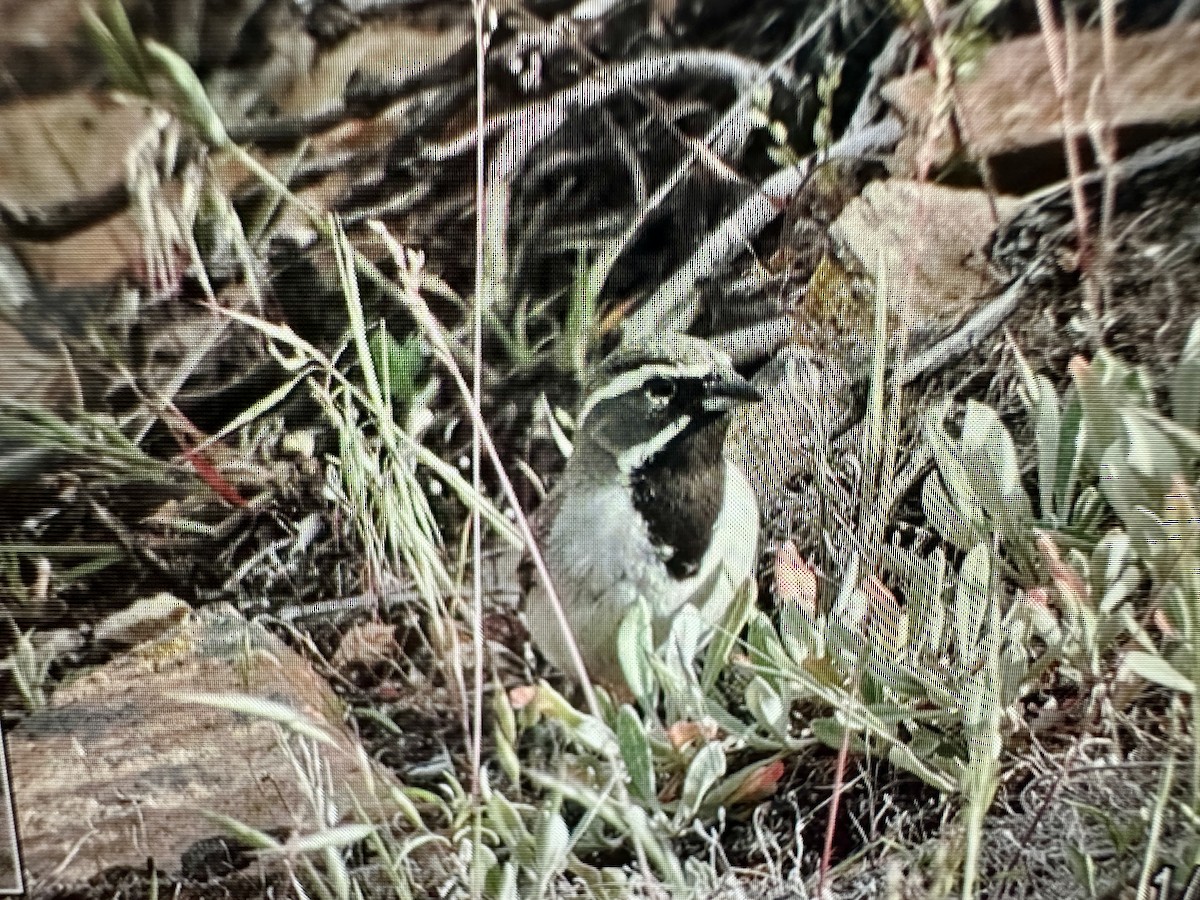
[{"left": 170, "top": 692, "right": 338, "bottom": 746}]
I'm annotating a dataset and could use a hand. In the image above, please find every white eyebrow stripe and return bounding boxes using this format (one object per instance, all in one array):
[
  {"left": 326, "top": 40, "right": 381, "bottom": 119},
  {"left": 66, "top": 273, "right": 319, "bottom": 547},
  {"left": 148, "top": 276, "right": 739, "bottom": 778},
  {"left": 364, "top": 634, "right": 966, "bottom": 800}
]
[{"left": 577, "top": 361, "right": 711, "bottom": 425}]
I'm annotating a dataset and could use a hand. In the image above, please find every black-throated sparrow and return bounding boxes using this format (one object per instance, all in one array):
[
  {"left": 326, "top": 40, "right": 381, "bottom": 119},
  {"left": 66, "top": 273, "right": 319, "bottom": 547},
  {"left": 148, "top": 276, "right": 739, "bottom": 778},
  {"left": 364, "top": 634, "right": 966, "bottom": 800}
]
[{"left": 525, "top": 332, "right": 762, "bottom": 691}]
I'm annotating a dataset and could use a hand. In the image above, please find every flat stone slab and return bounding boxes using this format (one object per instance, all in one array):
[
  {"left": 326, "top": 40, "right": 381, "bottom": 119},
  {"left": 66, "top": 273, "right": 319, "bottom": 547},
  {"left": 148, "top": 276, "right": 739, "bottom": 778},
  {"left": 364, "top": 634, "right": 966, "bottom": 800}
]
[{"left": 9, "top": 604, "right": 404, "bottom": 891}]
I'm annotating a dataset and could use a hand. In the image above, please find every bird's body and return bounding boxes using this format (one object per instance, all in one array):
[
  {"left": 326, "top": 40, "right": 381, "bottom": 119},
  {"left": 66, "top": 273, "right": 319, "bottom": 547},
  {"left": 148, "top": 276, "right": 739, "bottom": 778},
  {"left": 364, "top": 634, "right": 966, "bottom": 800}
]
[{"left": 525, "top": 333, "right": 761, "bottom": 690}]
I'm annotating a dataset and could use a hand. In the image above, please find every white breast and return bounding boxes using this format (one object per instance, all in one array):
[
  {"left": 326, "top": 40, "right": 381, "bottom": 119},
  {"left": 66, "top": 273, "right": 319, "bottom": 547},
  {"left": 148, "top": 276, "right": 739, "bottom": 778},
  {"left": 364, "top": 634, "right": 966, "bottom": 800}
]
[{"left": 527, "top": 461, "right": 759, "bottom": 687}]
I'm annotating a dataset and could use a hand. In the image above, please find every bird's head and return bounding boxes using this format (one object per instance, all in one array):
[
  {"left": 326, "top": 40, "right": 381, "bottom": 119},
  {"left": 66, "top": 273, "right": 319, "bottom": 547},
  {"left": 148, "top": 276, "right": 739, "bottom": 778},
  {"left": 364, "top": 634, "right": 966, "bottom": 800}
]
[{"left": 572, "top": 332, "right": 761, "bottom": 474}]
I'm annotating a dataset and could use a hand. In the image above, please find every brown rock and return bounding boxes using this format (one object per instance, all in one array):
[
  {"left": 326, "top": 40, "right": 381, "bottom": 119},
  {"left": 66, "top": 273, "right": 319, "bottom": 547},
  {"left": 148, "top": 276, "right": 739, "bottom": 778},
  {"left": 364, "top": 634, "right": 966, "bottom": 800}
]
[
  {"left": 10, "top": 604, "right": 405, "bottom": 891},
  {"left": 883, "top": 24, "right": 1200, "bottom": 183},
  {"left": 830, "top": 179, "right": 1022, "bottom": 331}
]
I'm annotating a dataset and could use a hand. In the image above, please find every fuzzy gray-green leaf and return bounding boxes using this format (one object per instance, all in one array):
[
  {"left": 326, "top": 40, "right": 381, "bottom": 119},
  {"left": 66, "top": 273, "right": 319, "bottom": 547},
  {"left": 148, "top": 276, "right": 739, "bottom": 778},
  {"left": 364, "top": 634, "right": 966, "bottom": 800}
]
[
  {"left": 923, "top": 474, "right": 983, "bottom": 551},
  {"left": 676, "top": 742, "right": 726, "bottom": 825},
  {"left": 1171, "top": 315, "right": 1200, "bottom": 430},
  {"left": 617, "top": 599, "right": 655, "bottom": 702},
  {"left": 616, "top": 705, "right": 657, "bottom": 805},
  {"left": 952, "top": 545, "right": 992, "bottom": 667}
]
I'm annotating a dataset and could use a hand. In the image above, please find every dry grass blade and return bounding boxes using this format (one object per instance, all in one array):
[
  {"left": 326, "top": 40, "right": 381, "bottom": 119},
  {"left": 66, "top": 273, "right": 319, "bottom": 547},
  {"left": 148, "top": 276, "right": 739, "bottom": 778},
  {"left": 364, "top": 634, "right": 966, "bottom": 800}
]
[{"left": 170, "top": 692, "right": 338, "bottom": 746}]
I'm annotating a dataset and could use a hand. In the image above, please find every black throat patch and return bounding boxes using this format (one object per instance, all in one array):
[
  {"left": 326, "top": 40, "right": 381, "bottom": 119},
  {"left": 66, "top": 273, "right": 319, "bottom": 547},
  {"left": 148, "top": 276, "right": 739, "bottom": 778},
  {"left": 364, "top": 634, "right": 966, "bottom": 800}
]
[{"left": 630, "top": 414, "right": 729, "bottom": 580}]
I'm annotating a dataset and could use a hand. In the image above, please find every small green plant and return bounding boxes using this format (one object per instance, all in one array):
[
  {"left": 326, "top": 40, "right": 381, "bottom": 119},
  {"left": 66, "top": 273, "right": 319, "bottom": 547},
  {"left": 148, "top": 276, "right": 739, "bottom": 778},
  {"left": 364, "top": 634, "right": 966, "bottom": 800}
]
[
  {"left": 368, "top": 329, "right": 435, "bottom": 436},
  {"left": 919, "top": 325, "right": 1200, "bottom": 709},
  {"left": 491, "top": 677, "right": 782, "bottom": 898},
  {"left": 914, "top": 318, "right": 1200, "bottom": 892},
  {"left": 478, "top": 177, "right": 609, "bottom": 383}
]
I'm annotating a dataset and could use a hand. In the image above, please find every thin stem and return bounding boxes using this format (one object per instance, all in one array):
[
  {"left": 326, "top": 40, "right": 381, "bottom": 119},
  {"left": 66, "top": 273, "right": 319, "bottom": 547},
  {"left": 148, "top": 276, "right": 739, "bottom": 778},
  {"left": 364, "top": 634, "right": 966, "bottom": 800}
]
[
  {"left": 1034, "top": 0, "right": 1093, "bottom": 274},
  {"left": 469, "top": 0, "right": 490, "bottom": 806}
]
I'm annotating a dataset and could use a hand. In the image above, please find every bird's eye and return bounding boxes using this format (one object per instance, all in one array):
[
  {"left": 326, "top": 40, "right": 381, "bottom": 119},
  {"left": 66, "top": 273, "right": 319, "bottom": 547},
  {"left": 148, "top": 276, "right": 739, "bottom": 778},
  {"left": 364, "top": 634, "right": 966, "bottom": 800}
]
[{"left": 643, "top": 376, "right": 676, "bottom": 402}]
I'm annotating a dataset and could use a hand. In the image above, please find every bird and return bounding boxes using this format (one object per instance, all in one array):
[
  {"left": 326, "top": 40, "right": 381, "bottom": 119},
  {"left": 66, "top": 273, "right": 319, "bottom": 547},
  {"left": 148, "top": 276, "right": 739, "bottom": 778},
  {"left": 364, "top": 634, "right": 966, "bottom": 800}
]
[{"left": 524, "top": 331, "right": 762, "bottom": 693}]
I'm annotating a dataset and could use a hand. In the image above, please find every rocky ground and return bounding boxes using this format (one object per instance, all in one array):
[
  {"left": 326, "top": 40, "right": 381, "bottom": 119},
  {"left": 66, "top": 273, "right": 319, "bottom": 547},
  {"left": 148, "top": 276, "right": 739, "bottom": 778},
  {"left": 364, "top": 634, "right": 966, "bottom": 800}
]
[{"left": 1, "top": 0, "right": 1199, "bottom": 897}]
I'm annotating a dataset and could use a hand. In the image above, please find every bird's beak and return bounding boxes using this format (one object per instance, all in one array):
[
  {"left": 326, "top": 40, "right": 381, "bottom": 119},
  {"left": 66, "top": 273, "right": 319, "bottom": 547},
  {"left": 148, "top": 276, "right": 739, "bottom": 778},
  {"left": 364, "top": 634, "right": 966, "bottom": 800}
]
[{"left": 701, "top": 371, "right": 762, "bottom": 413}]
